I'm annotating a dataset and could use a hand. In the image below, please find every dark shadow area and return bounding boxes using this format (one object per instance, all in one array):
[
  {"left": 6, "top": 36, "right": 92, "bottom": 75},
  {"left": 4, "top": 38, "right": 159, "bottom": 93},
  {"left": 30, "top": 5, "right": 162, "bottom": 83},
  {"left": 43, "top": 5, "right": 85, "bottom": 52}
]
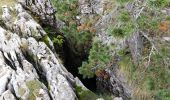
[{"left": 63, "top": 40, "right": 97, "bottom": 92}]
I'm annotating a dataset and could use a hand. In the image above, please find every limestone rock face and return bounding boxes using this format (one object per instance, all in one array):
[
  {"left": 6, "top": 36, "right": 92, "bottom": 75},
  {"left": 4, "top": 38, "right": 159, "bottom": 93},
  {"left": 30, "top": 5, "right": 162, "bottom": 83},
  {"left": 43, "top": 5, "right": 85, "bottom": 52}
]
[
  {"left": 17, "top": 0, "right": 56, "bottom": 27},
  {"left": 26, "top": 37, "right": 77, "bottom": 100},
  {"left": 0, "top": 90, "right": 16, "bottom": 100},
  {"left": 0, "top": 1, "right": 86, "bottom": 100},
  {"left": 17, "top": 0, "right": 64, "bottom": 29}
]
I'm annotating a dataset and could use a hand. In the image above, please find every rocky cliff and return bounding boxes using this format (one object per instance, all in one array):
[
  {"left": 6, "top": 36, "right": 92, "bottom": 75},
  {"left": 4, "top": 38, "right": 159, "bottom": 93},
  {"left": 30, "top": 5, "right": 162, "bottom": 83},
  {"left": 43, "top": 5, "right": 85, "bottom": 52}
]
[
  {"left": 0, "top": 0, "right": 170, "bottom": 100},
  {"left": 0, "top": 0, "right": 88, "bottom": 100}
]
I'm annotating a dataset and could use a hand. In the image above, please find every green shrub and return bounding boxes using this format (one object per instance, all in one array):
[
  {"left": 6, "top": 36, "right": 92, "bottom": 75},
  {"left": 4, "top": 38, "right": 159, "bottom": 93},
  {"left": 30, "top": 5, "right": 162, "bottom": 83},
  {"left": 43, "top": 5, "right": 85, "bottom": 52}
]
[
  {"left": 42, "top": 26, "right": 65, "bottom": 46},
  {"left": 52, "top": 35, "right": 64, "bottom": 46},
  {"left": 52, "top": 0, "right": 93, "bottom": 55},
  {"left": 107, "top": 22, "right": 134, "bottom": 38},
  {"left": 109, "top": 27, "right": 125, "bottom": 38},
  {"left": 118, "top": 11, "right": 131, "bottom": 22},
  {"left": 79, "top": 38, "right": 111, "bottom": 78},
  {"left": 61, "top": 24, "right": 93, "bottom": 55},
  {"left": 154, "top": 89, "right": 170, "bottom": 100},
  {"left": 51, "top": 0, "right": 78, "bottom": 21},
  {"left": 107, "top": 8, "right": 134, "bottom": 38},
  {"left": 148, "top": 0, "right": 170, "bottom": 8}
]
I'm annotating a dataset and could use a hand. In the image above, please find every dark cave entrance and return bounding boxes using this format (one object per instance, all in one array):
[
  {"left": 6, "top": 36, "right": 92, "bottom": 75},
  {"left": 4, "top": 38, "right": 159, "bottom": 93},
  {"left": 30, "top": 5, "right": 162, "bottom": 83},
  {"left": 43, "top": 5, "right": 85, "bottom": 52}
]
[
  {"left": 41, "top": 25, "right": 97, "bottom": 92},
  {"left": 62, "top": 40, "right": 97, "bottom": 92}
]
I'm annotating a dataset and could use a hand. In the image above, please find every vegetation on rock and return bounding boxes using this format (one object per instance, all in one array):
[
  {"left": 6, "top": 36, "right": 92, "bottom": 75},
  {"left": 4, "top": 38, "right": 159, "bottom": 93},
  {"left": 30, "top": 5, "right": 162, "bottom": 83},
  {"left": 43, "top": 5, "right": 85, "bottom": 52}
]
[
  {"left": 7, "top": 0, "right": 169, "bottom": 99},
  {"left": 52, "top": 0, "right": 93, "bottom": 56},
  {"left": 79, "top": 38, "right": 112, "bottom": 78}
]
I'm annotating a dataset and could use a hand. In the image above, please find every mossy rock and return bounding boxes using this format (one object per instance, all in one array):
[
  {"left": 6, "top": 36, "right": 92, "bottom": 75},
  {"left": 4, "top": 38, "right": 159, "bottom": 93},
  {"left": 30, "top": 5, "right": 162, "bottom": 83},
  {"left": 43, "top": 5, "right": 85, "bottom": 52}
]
[
  {"left": 26, "top": 80, "right": 42, "bottom": 100},
  {"left": 75, "top": 85, "right": 98, "bottom": 100},
  {"left": 40, "top": 34, "right": 50, "bottom": 47},
  {"left": 18, "top": 87, "right": 26, "bottom": 97}
]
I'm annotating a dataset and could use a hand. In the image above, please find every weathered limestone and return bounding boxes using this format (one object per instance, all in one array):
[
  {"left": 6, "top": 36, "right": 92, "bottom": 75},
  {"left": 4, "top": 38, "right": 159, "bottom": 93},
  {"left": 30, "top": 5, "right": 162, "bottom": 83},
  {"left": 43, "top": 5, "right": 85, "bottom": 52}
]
[
  {"left": 26, "top": 37, "right": 77, "bottom": 100},
  {"left": 0, "top": 90, "right": 16, "bottom": 100},
  {"left": 0, "top": 2, "right": 87, "bottom": 100},
  {"left": 17, "top": 0, "right": 56, "bottom": 26},
  {"left": 0, "top": 51, "right": 13, "bottom": 96}
]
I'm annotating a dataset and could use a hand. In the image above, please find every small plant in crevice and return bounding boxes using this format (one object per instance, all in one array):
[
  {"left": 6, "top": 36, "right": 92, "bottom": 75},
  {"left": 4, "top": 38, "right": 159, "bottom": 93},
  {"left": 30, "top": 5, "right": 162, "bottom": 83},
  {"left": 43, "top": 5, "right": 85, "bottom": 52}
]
[
  {"left": 75, "top": 85, "right": 113, "bottom": 100},
  {"left": 52, "top": 35, "right": 64, "bottom": 46},
  {"left": 79, "top": 38, "right": 111, "bottom": 78},
  {"left": 75, "top": 85, "right": 98, "bottom": 100},
  {"left": 43, "top": 26, "right": 65, "bottom": 47},
  {"left": 39, "top": 34, "right": 50, "bottom": 47}
]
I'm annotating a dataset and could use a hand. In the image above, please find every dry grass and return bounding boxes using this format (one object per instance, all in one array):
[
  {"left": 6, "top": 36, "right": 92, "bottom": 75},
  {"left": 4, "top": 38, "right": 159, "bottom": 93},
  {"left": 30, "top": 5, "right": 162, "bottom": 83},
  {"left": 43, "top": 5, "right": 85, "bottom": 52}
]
[
  {"left": 0, "top": 0, "right": 16, "bottom": 21},
  {"left": 0, "top": 0, "right": 16, "bottom": 7},
  {"left": 0, "top": 0, "right": 16, "bottom": 14}
]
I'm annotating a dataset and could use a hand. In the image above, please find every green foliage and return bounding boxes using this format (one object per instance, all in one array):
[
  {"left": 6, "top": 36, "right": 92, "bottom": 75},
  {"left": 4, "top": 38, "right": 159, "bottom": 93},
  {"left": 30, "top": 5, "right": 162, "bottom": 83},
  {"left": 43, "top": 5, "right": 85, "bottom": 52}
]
[
  {"left": 75, "top": 85, "right": 113, "bottom": 100},
  {"left": 117, "top": 46, "right": 170, "bottom": 99},
  {"left": 100, "top": 94, "right": 113, "bottom": 100},
  {"left": 107, "top": 22, "right": 134, "bottom": 38},
  {"left": 52, "top": 0, "right": 93, "bottom": 55},
  {"left": 148, "top": 0, "right": 170, "bottom": 8},
  {"left": 136, "top": 0, "right": 170, "bottom": 35},
  {"left": 43, "top": 26, "right": 64, "bottom": 47},
  {"left": 118, "top": 11, "right": 131, "bottom": 22},
  {"left": 107, "top": 8, "right": 134, "bottom": 38},
  {"left": 79, "top": 62, "right": 95, "bottom": 78},
  {"left": 108, "top": 27, "right": 125, "bottom": 38},
  {"left": 145, "top": 54, "right": 170, "bottom": 89},
  {"left": 40, "top": 34, "right": 50, "bottom": 47},
  {"left": 154, "top": 89, "right": 170, "bottom": 100},
  {"left": 79, "top": 38, "right": 111, "bottom": 78},
  {"left": 61, "top": 24, "right": 93, "bottom": 55},
  {"left": 52, "top": 0, "right": 78, "bottom": 21},
  {"left": 116, "top": 0, "right": 132, "bottom": 4},
  {"left": 145, "top": 77, "right": 154, "bottom": 90},
  {"left": 75, "top": 86, "right": 98, "bottom": 100},
  {"left": 166, "top": 16, "right": 170, "bottom": 21},
  {"left": 52, "top": 35, "right": 64, "bottom": 46},
  {"left": 137, "top": 14, "right": 159, "bottom": 31}
]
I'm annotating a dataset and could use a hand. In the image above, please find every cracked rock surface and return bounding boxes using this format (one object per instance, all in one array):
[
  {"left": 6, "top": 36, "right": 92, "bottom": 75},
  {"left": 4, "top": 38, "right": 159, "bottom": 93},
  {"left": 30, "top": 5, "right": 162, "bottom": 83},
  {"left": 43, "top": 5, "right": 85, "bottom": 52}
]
[{"left": 0, "top": 1, "right": 86, "bottom": 100}]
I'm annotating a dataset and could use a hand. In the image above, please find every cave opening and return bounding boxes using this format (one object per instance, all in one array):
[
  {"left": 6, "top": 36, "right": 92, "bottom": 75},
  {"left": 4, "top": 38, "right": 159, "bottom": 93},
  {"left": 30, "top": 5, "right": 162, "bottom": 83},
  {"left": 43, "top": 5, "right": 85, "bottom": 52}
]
[
  {"left": 62, "top": 40, "right": 97, "bottom": 92},
  {"left": 41, "top": 24, "right": 97, "bottom": 92}
]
